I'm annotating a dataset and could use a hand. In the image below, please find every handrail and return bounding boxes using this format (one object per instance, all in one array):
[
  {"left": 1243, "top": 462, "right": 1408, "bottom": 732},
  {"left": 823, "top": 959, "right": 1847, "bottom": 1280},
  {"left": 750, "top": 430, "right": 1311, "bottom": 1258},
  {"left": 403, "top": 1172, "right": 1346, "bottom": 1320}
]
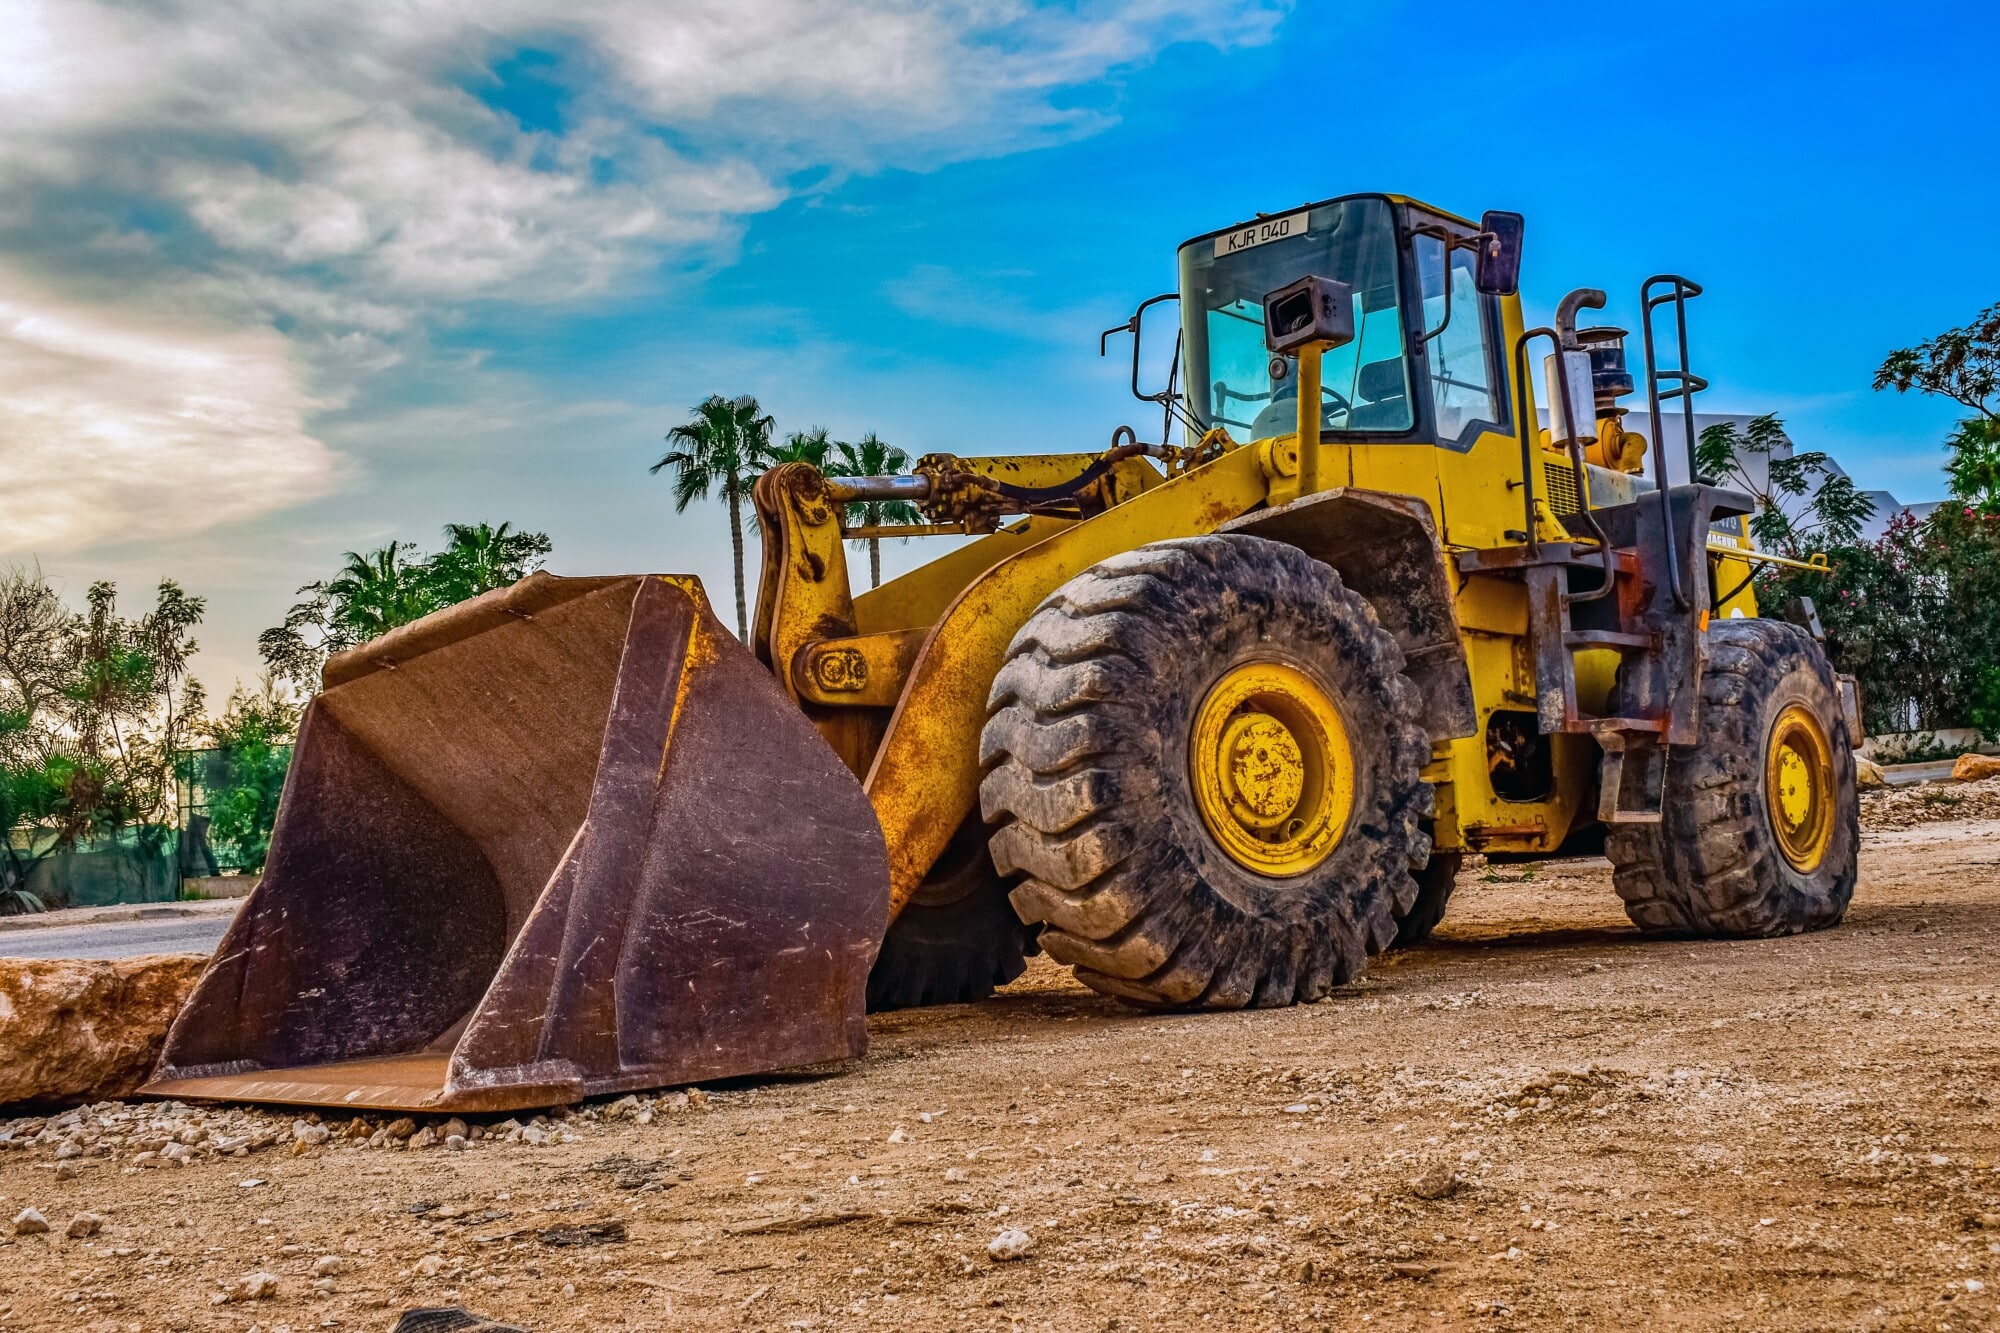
[
  {"left": 1640, "top": 275, "right": 1706, "bottom": 611},
  {"left": 1509, "top": 327, "right": 1616, "bottom": 599}
]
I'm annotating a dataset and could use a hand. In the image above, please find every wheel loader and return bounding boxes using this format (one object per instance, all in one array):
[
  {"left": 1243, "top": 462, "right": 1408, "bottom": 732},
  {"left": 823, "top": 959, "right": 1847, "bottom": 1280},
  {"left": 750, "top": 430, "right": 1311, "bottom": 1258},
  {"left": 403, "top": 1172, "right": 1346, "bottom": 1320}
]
[{"left": 146, "top": 192, "right": 1860, "bottom": 1113}]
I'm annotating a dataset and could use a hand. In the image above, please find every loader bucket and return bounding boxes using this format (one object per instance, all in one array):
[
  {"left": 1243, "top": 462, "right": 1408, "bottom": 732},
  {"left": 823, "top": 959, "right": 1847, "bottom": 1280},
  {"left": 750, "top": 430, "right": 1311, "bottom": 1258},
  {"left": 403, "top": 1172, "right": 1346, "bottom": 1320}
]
[{"left": 144, "top": 573, "right": 888, "bottom": 1113}]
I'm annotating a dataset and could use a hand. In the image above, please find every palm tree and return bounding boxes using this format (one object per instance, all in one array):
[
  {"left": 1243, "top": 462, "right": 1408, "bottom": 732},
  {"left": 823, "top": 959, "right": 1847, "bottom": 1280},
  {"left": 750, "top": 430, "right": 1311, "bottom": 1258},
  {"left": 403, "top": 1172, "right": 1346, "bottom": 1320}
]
[
  {"left": 652, "top": 395, "right": 776, "bottom": 638},
  {"left": 430, "top": 521, "right": 554, "bottom": 603},
  {"left": 831, "top": 433, "right": 921, "bottom": 588},
  {"left": 325, "top": 542, "right": 438, "bottom": 641},
  {"left": 770, "top": 426, "right": 833, "bottom": 468}
]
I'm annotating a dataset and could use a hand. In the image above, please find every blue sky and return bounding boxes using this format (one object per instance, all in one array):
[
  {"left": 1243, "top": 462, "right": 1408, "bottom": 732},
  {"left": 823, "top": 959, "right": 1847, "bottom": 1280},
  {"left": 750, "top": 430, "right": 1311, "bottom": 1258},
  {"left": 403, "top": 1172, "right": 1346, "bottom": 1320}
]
[{"left": 1, "top": 0, "right": 1994, "bottom": 691}]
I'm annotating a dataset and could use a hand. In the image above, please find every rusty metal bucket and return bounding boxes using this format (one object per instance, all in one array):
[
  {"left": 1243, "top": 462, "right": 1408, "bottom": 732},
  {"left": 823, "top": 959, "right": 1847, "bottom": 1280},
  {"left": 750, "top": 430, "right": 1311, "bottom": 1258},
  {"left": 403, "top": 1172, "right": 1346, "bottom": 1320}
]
[{"left": 144, "top": 573, "right": 888, "bottom": 1113}]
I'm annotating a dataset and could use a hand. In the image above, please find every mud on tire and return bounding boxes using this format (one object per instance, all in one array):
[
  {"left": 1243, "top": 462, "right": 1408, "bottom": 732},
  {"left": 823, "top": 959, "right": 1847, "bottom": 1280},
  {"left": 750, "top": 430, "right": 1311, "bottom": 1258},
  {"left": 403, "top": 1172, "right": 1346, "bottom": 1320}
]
[
  {"left": 977, "top": 534, "right": 1433, "bottom": 1008},
  {"left": 1608, "top": 618, "right": 1858, "bottom": 936},
  {"left": 866, "top": 818, "right": 1039, "bottom": 1011}
]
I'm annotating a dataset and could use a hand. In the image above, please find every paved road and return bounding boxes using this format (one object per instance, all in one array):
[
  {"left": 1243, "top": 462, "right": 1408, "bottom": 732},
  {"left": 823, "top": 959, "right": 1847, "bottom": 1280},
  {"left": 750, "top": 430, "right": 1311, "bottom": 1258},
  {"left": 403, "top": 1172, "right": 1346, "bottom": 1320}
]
[{"left": 0, "top": 914, "right": 231, "bottom": 961}]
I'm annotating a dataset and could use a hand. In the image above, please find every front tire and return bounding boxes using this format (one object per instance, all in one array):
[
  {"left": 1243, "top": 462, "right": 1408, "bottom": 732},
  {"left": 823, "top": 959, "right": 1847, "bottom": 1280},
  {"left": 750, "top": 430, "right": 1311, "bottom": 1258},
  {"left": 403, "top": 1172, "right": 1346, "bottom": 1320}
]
[
  {"left": 865, "top": 818, "right": 1039, "bottom": 1011},
  {"left": 1390, "top": 852, "right": 1463, "bottom": 949},
  {"left": 1607, "top": 619, "right": 1858, "bottom": 936},
  {"left": 978, "top": 535, "right": 1433, "bottom": 1009}
]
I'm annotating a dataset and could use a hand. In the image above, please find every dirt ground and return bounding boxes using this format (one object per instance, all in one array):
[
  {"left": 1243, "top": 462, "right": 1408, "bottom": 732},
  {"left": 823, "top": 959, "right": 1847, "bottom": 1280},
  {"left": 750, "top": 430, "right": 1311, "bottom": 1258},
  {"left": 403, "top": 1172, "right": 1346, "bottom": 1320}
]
[{"left": 4, "top": 808, "right": 2000, "bottom": 1331}]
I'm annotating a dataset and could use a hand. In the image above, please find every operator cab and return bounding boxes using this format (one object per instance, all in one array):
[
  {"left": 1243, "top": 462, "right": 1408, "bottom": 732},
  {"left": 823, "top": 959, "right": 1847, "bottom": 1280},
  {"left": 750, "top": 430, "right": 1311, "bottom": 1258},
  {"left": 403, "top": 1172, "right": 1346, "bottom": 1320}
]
[{"left": 1176, "top": 193, "right": 1510, "bottom": 450}]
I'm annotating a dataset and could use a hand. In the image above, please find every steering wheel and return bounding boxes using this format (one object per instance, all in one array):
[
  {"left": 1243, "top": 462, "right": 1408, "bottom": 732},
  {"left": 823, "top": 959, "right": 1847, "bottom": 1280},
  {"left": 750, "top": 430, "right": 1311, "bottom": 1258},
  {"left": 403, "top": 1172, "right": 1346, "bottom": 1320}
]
[{"left": 1249, "top": 386, "right": 1353, "bottom": 441}]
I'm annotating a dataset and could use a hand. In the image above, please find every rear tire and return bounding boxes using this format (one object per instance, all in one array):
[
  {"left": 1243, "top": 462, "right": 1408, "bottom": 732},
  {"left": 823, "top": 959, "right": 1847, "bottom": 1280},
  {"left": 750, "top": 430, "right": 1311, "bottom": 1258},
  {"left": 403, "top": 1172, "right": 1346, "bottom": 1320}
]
[
  {"left": 978, "top": 535, "right": 1433, "bottom": 1009},
  {"left": 1607, "top": 619, "right": 1858, "bottom": 936},
  {"left": 866, "top": 818, "right": 1038, "bottom": 1011},
  {"left": 1390, "top": 852, "right": 1462, "bottom": 949}
]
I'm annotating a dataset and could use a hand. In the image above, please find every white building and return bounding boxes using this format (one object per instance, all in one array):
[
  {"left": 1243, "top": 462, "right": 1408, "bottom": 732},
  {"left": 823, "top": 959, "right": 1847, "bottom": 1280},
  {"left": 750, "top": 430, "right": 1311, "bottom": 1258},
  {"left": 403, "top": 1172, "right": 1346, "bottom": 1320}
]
[{"left": 1614, "top": 412, "right": 1936, "bottom": 543}]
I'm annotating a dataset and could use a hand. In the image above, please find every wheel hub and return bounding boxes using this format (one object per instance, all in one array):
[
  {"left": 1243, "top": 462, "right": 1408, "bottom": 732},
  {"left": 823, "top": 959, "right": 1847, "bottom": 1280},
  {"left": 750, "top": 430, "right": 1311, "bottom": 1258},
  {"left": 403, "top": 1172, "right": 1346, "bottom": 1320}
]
[
  {"left": 1191, "top": 662, "right": 1354, "bottom": 877},
  {"left": 1219, "top": 713, "right": 1306, "bottom": 828},
  {"left": 1766, "top": 703, "right": 1835, "bottom": 872}
]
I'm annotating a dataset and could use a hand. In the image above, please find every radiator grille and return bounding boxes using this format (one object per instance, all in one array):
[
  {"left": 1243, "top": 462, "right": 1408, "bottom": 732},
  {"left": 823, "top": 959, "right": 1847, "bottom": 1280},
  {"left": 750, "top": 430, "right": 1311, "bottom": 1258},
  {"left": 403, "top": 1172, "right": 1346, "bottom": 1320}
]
[{"left": 1543, "top": 461, "right": 1581, "bottom": 515}]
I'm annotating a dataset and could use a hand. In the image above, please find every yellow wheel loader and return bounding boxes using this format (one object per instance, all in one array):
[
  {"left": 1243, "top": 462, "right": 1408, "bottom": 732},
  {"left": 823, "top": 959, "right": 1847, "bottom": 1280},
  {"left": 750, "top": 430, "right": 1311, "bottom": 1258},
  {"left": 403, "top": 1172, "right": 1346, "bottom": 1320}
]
[{"left": 147, "top": 193, "right": 1860, "bottom": 1113}]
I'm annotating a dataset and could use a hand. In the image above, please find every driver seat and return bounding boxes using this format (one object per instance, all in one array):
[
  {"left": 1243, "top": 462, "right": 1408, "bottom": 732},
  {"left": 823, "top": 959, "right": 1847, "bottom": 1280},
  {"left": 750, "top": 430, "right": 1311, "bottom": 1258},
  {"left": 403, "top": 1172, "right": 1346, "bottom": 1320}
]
[{"left": 1347, "top": 358, "right": 1409, "bottom": 429}]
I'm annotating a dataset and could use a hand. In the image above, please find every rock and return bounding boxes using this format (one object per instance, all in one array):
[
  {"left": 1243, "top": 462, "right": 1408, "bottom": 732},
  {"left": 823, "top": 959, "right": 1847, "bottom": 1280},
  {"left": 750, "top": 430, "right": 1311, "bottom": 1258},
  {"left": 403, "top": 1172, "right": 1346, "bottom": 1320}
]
[
  {"left": 312, "top": 1255, "right": 344, "bottom": 1277},
  {"left": 1855, "top": 755, "right": 1887, "bottom": 789},
  {"left": 887, "top": 1127, "right": 909, "bottom": 1144},
  {"left": 65, "top": 1211, "right": 103, "bottom": 1238},
  {"left": 293, "top": 1120, "right": 330, "bottom": 1145},
  {"left": 409, "top": 1126, "right": 438, "bottom": 1150},
  {"left": 415, "top": 1254, "right": 446, "bottom": 1276},
  {"left": 441, "top": 1118, "right": 469, "bottom": 1142},
  {"left": 444, "top": 1135, "right": 468, "bottom": 1152},
  {"left": 55, "top": 1160, "right": 80, "bottom": 1181},
  {"left": 383, "top": 1117, "right": 417, "bottom": 1141},
  {"left": 0, "top": 954, "right": 206, "bottom": 1106},
  {"left": 222, "top": 1272, "right": 279, "bottom": 1303},
  {"left": 13, "top": 1206, "right": 49, "bottom": 1235},
  {"left": 1952, "top": 752, "right": 2000, "bottom": 781},
  {"left": 987, "top": 1228, "right": 1035, "bottom": 1262},
  {"left": 1409, "top": 1164, "right": 1463, "bottom": 1200}
]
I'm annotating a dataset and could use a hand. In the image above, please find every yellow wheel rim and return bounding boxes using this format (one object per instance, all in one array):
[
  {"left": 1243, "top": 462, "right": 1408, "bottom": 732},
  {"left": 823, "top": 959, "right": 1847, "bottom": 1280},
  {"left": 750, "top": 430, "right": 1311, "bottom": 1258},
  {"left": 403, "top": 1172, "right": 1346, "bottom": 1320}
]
[
  {"left": 1766, "top": 703, "right": 1835, "bottom": 872},
  {"left": 1190, "top": 661, "right": 1354, "bottom": 877}
]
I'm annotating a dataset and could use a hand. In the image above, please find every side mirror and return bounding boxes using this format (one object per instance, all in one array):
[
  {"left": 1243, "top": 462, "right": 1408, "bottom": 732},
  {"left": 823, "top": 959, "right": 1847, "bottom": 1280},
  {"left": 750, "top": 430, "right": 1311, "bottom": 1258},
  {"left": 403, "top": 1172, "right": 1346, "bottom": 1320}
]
[
  {"left": 1475, "top": 210, "right": 1525, "bottom": 296},
  {"left": 1262, "top": 275, "right": 1354, "bottom": 357}
]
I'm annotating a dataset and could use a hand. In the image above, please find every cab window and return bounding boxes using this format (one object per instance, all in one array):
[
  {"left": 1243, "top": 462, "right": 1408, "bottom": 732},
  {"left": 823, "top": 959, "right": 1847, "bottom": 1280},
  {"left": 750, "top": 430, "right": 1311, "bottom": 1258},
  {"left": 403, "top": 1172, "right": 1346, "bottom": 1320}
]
[{"left": 1415, "top": 233, "right": 1504, "bottom": 444}]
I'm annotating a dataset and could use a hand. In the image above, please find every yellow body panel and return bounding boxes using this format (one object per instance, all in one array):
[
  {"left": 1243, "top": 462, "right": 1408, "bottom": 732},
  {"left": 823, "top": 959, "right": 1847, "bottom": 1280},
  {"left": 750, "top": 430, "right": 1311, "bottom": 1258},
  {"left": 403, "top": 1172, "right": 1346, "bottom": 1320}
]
[{"left": 865, "top": 444, "right": 1274, "bottom": 916}]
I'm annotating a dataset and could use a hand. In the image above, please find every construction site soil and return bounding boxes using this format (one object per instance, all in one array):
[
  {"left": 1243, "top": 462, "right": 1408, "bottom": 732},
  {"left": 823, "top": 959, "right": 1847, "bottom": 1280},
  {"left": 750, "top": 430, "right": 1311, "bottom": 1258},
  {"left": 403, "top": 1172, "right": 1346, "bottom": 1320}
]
[{"left": 4, "top": 792, "right": 2000, "bottom": 1331}]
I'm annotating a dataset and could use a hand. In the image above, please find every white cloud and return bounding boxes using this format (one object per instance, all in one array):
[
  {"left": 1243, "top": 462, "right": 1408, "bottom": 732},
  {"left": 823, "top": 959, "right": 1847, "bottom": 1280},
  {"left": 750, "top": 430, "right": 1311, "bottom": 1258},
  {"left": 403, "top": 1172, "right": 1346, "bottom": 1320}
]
[
  {"left": 0, "top": 0, "right": 1285, "bottom": 555},
  {"left": 0, "top": 264, "right": 335, "bottom": 551}
]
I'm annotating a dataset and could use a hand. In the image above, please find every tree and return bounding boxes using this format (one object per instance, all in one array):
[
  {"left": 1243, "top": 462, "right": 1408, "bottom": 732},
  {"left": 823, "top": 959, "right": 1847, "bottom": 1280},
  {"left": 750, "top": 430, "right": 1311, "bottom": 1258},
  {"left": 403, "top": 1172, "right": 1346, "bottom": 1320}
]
[
  {"left": 1695, "top": 413, "right": 1876, "bottom": 558},
  {"left": 0, "top": 563, "right": 73, "bottom": 739},
  {"left": 1944, "top": 415, "right": 2000, "bottom": 515},
  {"left": 187, "top": 687, "right": 298, "bottom": 872},
  {"left": 259, "top": 522, "right": 553, "bottom": 696},
  {"left": 1878, "top": 302, "right": 2000, "bottom": 517},
  {"left": 651, "top": 394, "right": 776, "bottom": 638},
  {"left": 831, "top": 433, "right": 921, "bottom": 588},
  {"left": 771, "top": 426, "right": 834, "bottom": 468},
  {"left": 323, "top": 541, "right": 439, "bottom": 642},
  {"left": 426, "top": 522, "right": 554, "bottom": 604},
  {"left": 1875, "top": 300, "right": 2000, "bottom": 420}
]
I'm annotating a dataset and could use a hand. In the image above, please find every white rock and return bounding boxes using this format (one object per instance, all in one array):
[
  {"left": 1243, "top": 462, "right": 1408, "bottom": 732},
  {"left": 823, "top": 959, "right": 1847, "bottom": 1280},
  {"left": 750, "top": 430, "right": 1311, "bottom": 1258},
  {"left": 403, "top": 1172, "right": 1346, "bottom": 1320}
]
[
  {"left": 887, "top": 1127, "right": 909, "bottom": 1144},
  {"left": 444, "top": 1135, "right": 468, "bottom": 1152},
  {"left": 987, "top": 1228, "right": 1034, "bottom": 1262},
  {"left": 414, "top": 1254, "right": 445, "bottom": 1276},
  {"left": 223, "top": 1272, "right": 279, "bottom": 1303},
  {"left": 12, "top": 1207, "right": 49, "bottom": 1235},
  {"left": 520, "top": 1126, "right": 548, "bottom": 1146},
  {"left": 311, "top": 1255, "right": 343, "bottom": 1277}
]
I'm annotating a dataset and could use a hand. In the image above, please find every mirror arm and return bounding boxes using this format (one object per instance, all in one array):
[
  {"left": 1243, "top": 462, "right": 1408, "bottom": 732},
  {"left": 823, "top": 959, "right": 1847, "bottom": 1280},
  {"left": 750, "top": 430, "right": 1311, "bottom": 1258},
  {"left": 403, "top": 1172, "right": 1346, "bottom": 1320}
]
[{"left": 1101, "top": 293, "right": 1181, "bottom": 407}]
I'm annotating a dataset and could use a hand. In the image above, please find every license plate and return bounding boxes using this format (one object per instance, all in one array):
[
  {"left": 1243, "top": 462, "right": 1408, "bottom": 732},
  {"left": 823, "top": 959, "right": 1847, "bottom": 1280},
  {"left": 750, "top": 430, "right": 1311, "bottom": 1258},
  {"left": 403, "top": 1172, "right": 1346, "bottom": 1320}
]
[{"left": 1213, "top": 210, "right": 1310, "bottom": 258}]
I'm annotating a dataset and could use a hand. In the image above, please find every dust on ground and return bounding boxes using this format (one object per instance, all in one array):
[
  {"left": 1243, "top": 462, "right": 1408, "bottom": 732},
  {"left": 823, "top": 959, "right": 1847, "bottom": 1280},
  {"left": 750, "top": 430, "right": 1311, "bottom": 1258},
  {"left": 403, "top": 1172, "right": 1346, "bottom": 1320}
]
[{"left": 3, "top": 813, "right": 2000, "bottom": 1331}]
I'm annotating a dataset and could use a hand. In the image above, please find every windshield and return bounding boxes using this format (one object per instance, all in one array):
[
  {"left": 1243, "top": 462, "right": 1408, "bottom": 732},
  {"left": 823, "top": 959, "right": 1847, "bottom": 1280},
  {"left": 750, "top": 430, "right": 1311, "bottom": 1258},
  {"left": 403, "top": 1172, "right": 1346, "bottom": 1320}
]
[{"left": 1177, "top": 196, "right": 1412, "bottom": 441}]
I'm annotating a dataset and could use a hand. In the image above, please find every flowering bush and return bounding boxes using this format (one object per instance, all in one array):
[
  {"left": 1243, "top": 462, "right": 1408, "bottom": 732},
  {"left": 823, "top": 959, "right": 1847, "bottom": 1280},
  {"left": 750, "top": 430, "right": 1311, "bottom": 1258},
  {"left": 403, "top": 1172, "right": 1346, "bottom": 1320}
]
[{"left": 1765, "top": 506, "right": 2000, "bottom": 736}]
